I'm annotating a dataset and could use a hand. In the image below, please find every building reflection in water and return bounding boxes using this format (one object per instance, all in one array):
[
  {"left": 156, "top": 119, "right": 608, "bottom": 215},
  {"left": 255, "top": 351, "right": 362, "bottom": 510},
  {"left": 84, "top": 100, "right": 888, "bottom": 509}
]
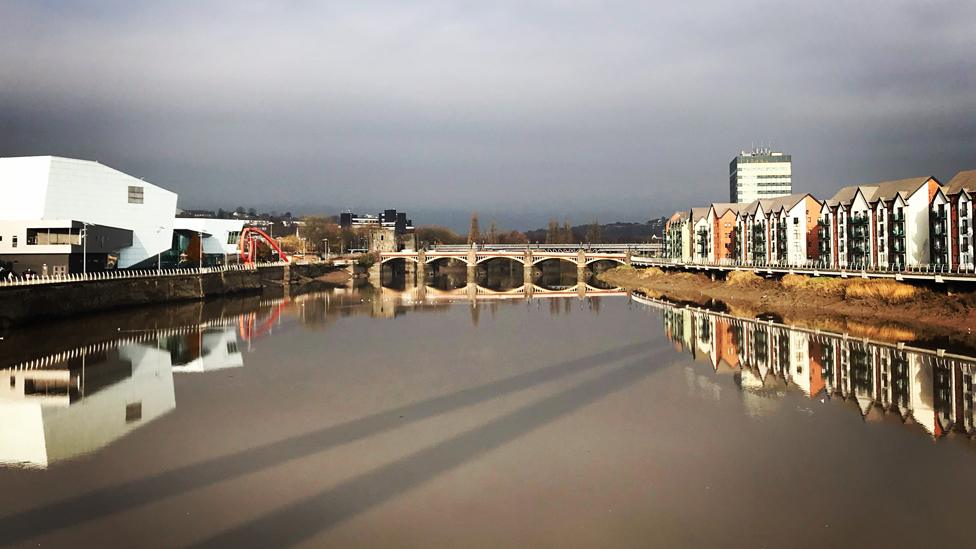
[
  {"left": 0, "top": 321, "right": 245, "bottom": 469},
  {"left": 0, "top": 287, "right": 620, "bottom": 469},
  {"left": 635, "top": 292, "right": 976, "bottom": 439}
]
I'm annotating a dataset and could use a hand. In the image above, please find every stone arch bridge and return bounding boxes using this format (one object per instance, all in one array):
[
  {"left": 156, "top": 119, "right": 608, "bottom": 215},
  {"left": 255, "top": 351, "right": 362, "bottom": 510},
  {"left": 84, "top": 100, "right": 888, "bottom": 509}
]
[
  {"left": 375, "top": 245, "right": 635, "bottom": 286},
  {"left": 381, "top": 247, "right": 632, "bottom": 267}
]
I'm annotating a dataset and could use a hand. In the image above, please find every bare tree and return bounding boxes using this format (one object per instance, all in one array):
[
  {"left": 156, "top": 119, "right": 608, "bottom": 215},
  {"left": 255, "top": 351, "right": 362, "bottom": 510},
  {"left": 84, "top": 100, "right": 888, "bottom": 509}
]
[
  {"left": 487, "top": 221, "right": 498, "bottom": 243},
  {"left": 467, "top": 212, "right": 481, "bottom": 245},
  {"left": 586, "top": 219, "right": 602, "bottom": 244},
  {"left": 546, "top": 219, "right": 559, "bottom": 244}
]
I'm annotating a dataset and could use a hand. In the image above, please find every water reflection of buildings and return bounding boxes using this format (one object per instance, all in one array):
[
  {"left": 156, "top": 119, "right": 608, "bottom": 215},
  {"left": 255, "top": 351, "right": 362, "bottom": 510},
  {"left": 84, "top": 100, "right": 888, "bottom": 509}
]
[
  {"left": 0, "top": 323, "right": 244, "bottom": 469},
  {"left": 0, "top": 286, "right": 628, "bottom": 468},
  {"left": 635, "top": 293, "right": 976, "bottom": 440}
]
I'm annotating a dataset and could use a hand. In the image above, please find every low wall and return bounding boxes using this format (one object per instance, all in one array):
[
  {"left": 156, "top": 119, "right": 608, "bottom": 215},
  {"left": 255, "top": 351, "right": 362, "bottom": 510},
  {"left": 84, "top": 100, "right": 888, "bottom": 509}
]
[{"left": 0, "top": 263, "right": 341, "bottom": 329}]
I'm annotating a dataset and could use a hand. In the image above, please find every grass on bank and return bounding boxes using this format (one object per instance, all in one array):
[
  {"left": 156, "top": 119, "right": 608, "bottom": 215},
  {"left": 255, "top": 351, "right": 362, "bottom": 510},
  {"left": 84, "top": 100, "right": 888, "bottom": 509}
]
[
  {"left": 617, "top": 267, "right": 924, "bottom": 305},
  {"left": 726, "top": 271, "right": 763, "bottom": 286},
  {"left": 779, "top": 273, "right": 920, "bottom": 303}
]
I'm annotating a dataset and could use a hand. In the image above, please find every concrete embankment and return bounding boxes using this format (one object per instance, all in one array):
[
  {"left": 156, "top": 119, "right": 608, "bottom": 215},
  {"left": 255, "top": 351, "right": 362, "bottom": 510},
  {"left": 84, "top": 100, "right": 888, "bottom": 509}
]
[{"left": 0, "top": 263, "right": 340, "bottom": 329}]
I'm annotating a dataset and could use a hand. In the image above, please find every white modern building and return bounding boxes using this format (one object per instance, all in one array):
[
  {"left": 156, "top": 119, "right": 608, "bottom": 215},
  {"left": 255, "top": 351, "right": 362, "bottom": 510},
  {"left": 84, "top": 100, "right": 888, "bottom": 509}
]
[
  {"left": 171, "top": 217, "right": 245, "bottom": 266},
  {"left": 0, "top": 156, "right": 247, "bottom": 274},
  {"left": 0, "top": 156, "right": 177, "bottom": 273},
  {"left": 729, "top": 148, "right": 792, "bottom": 203}
]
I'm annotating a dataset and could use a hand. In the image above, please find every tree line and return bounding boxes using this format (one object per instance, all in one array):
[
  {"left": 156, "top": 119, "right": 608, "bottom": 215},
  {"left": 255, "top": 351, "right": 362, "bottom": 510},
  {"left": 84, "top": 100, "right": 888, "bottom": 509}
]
[{"left": 248, "top": 211, "right": 669, "bottom": 255}]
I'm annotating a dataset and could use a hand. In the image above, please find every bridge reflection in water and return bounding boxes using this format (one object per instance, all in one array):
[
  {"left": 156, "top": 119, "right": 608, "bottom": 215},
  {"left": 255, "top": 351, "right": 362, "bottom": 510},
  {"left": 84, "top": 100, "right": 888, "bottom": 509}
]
[{"left": 633, "top": 292, "right": 976, "bottom": 440}]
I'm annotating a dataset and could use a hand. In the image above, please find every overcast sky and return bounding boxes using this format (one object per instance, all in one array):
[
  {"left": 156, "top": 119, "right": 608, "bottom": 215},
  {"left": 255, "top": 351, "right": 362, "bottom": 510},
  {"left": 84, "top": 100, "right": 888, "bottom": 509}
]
[{"left": 1, "top": 0, "right": 974, "bottom": 230}]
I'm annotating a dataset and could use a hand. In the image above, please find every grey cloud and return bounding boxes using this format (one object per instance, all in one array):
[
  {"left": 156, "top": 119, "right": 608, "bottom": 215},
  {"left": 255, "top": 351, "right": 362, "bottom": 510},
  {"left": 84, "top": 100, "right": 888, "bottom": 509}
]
[{"left": 1, "top": 0, "right": 974, "bottom": 230}]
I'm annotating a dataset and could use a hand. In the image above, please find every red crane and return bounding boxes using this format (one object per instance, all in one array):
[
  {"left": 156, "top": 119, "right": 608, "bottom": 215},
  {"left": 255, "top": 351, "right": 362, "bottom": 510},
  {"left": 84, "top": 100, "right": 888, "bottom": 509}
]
[{"left": 238, "top": 227, "right": 289, "bottom": 265}]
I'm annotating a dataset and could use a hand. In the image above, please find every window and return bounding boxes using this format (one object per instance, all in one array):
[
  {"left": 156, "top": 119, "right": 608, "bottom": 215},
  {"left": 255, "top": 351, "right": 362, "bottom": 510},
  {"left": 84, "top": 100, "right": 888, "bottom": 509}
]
[
  {"left": 125, "top": 402, "right": 143, "bottom": 423},
  {"left": 127, "top": 185, "right": 144, "bottom": 204},
  {"left": 11, "top": 236, "right": 17, "bottom": 248},
  {"left": 227, "top": 231, "right": 241, "bottom": 245}
]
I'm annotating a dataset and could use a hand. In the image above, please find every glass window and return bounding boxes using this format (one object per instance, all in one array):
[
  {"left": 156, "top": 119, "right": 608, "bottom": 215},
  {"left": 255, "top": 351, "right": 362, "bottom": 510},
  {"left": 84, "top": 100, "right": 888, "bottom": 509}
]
[
  {"left": 227, "top": 231, "right": 241, "bottom": 245},
  {"left": 127, "top": 186, "right": 144, "bottom": 204},
  {"left": 11, "top": 236, "right": 17, "bottom": 248},
  {"left": 125, "top": 402, "right": 142, "bottom": 423}
]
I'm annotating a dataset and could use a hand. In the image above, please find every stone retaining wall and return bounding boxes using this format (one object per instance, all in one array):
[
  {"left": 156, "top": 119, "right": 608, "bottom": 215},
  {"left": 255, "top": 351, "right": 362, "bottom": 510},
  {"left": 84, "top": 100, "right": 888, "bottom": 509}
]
[{"left": 0, "top": 263, "right": 340, "bottom": 329}]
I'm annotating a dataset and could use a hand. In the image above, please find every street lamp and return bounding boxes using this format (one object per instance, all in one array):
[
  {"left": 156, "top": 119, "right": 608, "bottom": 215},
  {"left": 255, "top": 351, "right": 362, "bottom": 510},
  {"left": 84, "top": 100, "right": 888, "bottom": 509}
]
[
  {"left": 80, "top": 222, "right": 92, "bottom": 275},
  {"left": 155, "top": 226, "right": 167, "bottom": 273}
]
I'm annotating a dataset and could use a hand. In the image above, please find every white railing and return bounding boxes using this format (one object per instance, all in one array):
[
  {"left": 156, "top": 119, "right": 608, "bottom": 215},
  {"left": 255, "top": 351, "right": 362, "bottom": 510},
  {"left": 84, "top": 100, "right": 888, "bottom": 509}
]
[
  {"left": 0, "top": 261, "right": 290, "bottom": 288},
  {"left": 630, "top": 256, "right": 976, "bottom": 278},
  {"left": 429, "top": 243, "right": 657, "bottom": 253}
]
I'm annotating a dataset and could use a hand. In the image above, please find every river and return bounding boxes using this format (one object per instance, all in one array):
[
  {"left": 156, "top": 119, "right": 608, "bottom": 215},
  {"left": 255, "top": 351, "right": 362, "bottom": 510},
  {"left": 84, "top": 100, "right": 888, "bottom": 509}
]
[{"left": 1, "top": 279, "right": 975, "bottom": 547}]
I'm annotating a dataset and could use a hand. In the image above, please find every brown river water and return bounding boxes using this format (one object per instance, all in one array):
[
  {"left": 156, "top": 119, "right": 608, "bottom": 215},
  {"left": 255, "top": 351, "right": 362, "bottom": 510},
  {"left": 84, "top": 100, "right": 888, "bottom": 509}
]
[{"left": 1, "top": 278, "right": 976, "bottom": 548}]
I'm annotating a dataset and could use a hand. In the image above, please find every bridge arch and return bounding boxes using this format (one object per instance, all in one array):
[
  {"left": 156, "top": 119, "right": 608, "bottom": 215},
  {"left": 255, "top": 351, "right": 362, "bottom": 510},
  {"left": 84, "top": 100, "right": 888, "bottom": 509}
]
[
  {"left": 380, "top": 255, "right": 420, "bottom": 265},
  {"left": 583, "top": 257, "right": 627, "bottom": 267},
  {"left": 532, "top": 257, "right": 579, "bottom": 267},
  {"left": 475, "top": 255, "right": 525, "bottom": 266},
  {"left": 424, "top": 255, "right": 468, "bottom": 265}
]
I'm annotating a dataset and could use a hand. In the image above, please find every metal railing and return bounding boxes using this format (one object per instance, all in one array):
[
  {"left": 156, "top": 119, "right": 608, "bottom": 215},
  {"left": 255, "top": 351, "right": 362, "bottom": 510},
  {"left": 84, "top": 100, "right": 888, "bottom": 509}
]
[
  {"left": 0, "top": 261, "right": 290, "bottom": 288},
  {"left": 630, "top": 256, "right": 976, "bottom": 278},
  {"left": 428, "top": 243, "right": 658, "bottom": 253}
]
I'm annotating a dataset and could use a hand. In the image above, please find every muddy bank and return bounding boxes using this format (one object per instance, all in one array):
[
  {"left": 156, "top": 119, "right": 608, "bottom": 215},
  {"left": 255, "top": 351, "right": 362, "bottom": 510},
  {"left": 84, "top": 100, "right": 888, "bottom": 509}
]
[{"left": 600, "top": 266, "right": 976, "bottom": 351}]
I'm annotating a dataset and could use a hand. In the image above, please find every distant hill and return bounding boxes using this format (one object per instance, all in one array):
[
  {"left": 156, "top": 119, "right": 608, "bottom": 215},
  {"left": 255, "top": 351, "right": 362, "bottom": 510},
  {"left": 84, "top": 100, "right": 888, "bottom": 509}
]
[{"left": 525, "top": 218, "right": 666, "bottom": 244}]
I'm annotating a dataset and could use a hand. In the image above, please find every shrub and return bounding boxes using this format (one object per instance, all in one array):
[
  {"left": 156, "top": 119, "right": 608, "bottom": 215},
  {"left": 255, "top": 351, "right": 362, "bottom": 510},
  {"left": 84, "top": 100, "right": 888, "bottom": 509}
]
[
  {"left": 843, "top": 279, "right": 920, "bottom": 304},
  {"left": 726, "top": 270, "right": 763, "bottom": 287},
  {"left": 780, "top": 274, "right": 846, "bottom": 296},
  {"left": 357, "top": 252, "right": 379, "bottom": 269},
  {"left": 637, "top": 267, "right": 665, "bottom": 279}
]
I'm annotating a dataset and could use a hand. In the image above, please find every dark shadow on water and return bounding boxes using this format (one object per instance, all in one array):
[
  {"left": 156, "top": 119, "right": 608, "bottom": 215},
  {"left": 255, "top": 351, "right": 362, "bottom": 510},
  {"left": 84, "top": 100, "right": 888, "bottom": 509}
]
[
  {"left": 0, "top": 341, "right": 659, "bottom": 546},
  {"left": 188, "top": 354, "right": 665, "bottom": 548}
]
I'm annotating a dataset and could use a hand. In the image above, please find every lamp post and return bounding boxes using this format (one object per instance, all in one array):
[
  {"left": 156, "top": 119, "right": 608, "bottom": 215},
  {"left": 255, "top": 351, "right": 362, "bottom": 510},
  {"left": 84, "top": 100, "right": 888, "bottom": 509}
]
[
  {"left": 80, "top": 222, "right": 92, "bottom": 275},
  {"left": 155, "top": 226, "right": 167, "bottom": 273}
]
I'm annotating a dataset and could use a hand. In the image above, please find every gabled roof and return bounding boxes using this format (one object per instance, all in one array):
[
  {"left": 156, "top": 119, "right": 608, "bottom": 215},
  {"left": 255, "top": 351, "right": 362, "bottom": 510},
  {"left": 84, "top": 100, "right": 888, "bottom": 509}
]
[
  {"left": 709, "top": 202, "right": 744, "bottom": 217},
  {"left": 870, "top": 177, "right": 937, "bottom": 202},
  {"left": 739, "top": 200, "right": 762, "bottom": 216},
  {"left": 762, "top": 193, "right": 813, "bottom": 213},
  {"left": 946, "top": 170, "right": 976, "bottom": 195},
  {"left": 670, "top": 210, "right": 689, "bottom": 222},
  {"left": 828, "top": 177, "right": 937, "bottom": 205},
  {"left": 690, "top": 207, "right": 710, "bottom": 222}
]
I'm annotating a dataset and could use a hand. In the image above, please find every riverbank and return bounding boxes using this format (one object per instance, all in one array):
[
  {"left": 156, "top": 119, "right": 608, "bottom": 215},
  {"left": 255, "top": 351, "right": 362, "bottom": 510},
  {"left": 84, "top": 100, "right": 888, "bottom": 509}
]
[
  {"left": 0, "top": 263, "right": 344, "bottom": 330},
  {"left": 599, "top": 266, "right": 976, "bottom": 351}
]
